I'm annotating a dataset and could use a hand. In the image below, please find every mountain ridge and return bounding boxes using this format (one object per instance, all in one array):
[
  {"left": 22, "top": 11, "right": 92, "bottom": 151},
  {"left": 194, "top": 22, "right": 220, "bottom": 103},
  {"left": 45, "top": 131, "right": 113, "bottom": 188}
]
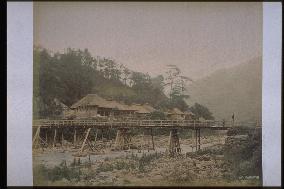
[{"left": 186, "top": 57, "right": 262, "bottom": 122}]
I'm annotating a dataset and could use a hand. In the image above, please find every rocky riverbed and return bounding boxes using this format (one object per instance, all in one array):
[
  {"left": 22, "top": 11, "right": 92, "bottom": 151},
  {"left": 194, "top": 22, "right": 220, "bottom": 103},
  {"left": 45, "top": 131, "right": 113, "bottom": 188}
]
[{"left": 33, "top": 131, "right": 261, "bottom": 186}]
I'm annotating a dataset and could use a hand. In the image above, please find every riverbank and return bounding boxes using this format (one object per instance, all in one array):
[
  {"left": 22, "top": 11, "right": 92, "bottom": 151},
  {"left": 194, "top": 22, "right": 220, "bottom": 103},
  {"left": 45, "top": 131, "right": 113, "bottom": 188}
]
[{"left": 33, "top": 131, "right": 261, "bottom": 186}]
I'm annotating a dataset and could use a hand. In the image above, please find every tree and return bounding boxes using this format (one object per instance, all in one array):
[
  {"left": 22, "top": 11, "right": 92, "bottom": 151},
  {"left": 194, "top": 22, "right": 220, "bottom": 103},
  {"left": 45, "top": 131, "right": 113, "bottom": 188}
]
[
  {"left": 151, "top": 75, "right": 165, "bottom": 91},
  {"left": 162, "top": 65, "right": 193, "bottom": 111},
  {"left": 81, "top": 48, "right": 96, "bottom": 69},
  {"left": 33, "top": 47, "right": 96, "bottom": 118},
  {"left": 122, "top": 66, "right": 131, "bottom": 85},
  {"left": 164, "top": 65, "right": 180, "bottom": 99},
  {"left": 130, "top": 72, "right": 151, "bottom": 90},
  {"left": 189, "top": 103, "right": 214, "bottom": 120},
  {"left": 33, "top": 46, "right": 170, "bottom": 118}
]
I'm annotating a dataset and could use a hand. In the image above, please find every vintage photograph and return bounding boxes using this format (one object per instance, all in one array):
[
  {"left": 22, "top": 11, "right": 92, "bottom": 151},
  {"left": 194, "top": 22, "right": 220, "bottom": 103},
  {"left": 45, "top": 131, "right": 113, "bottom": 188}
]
[{"left": 32, "top": 2, "right": 262, "bottom": 186}]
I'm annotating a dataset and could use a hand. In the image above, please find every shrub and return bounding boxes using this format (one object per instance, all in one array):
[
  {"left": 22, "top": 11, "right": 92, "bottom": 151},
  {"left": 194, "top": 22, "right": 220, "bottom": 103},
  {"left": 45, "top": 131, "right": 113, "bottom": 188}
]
[
  {"left": 33, "top": 164, "right": 49, "bottom": 186},
  {"left": 47, "top": 161, "right": 81, "bottom": 182},
  {"left": 96, "top": 163, "right": 114, "bottom": 172}
]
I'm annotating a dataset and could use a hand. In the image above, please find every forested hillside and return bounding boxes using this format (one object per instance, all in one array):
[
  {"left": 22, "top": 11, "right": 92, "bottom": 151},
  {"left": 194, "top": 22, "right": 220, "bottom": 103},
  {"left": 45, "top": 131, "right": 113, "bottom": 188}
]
[
  {"left": 33, "top": 47, "right": 189, "bottom": 118},
  {"left": 186, "top": 57, "right": 262, "bottom": 122}
]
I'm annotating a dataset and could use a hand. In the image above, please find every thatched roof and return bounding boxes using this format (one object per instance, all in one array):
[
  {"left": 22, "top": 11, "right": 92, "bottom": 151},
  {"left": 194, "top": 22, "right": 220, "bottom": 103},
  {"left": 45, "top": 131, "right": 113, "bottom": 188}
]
[
  {"left": 130, "top": 103, "right": 156, "bottom": 114},
  {"left": 143, "top": 103, "right": 156, "bottom": 112},
  {"left": 167, "top": 108, "right": 185, "bottom": 115},
  {"left": 71, "top": 94, "right": 110, "bottom": 109},
  {"left": 184, "top": 110, "right": 195, "bottom": 115},
  {"left": 70, "top": 94, "right": 137, "bottom": 111},
  {"left": 54, "top": 98, "right": 70, "bottom": 110},
  {"left": 105, "top": 100, "right": 136, "bottom": 111}
]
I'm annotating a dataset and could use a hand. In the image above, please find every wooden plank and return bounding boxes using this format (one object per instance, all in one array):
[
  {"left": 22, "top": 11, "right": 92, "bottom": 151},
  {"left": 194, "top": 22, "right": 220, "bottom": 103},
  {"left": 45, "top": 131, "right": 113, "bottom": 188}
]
[
  {"left": 61, "top": 130, "right": 64, "bottom": 146},
  {"left": 79, "top": 128, "right": 91, "bottom": 153},
  {"left": 151, "top": 128, "right": 155, "bottom": 150},
  {"left": 45, "top": 130, "right": 48, "bottom": 144},
  {"left": 73, "top": 129, "right": 77, "bottom": 145},
  {"left": 53, "top": 128, "right": 57, "bottom": 148},
  {"left": 32, "top": 126, "right": 41, "bottom": 145},
  {"left": 198, "top": 129, "right": 201, "bottom": 150}
]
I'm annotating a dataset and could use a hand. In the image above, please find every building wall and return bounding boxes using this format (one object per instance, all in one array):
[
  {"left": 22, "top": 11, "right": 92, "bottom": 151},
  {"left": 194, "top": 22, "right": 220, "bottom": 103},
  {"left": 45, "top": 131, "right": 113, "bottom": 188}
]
[
  {"left": 74, "top": 106, "right": 98, "bottom": 119},
  {"left": 168, "top": 114, "right": 185, "bottom": 120},
  {"left": 185, "top": 114, "right": 194, "bottom": 120}
]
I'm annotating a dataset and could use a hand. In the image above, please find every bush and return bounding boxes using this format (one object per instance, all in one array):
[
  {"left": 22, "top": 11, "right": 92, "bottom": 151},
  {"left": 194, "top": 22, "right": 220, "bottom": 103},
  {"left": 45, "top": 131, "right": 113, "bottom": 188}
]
[
  {"left": 48, "top": 161, "right": 81, "bottom": 182},
  {"left": 223, "top": 129, "right": 262, "bottom": 179},
  {"left": 97, "top": 163, "right": 114, "bottom": 172},
  {"left": 137, "top": 152, "right": 163, "bottom": 172},
  {"left": 115, "top": 161, "right": 135, "bottom": 170},
  {"left": 33, "top": 164, "right": 49, "bottom": 185}
]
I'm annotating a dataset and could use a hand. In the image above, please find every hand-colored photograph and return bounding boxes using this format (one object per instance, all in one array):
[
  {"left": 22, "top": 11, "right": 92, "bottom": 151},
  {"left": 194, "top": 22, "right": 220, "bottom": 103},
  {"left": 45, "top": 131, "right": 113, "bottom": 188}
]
[{"left": 32, "top": 2, "right": 262, "bottom": 186}]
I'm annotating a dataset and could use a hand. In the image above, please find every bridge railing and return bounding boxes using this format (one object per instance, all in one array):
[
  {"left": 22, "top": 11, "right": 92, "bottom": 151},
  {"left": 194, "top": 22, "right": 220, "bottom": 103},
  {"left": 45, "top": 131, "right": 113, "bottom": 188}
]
[
  {"left": 33, "top": 119, "right": 227, "bottom": 128},
  {"left": 33, "top": 119, "right": 261, "bottom": 128}
]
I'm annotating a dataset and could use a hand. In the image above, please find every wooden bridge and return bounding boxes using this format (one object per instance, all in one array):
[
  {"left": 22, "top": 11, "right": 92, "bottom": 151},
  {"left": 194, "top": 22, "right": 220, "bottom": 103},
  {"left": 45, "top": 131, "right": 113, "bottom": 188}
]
[
  {"left": 33, "top": 119, "right": 230, "bottom": 129},
  {"left": 32, "top": 119, "right": 260, "bottom": 156}
]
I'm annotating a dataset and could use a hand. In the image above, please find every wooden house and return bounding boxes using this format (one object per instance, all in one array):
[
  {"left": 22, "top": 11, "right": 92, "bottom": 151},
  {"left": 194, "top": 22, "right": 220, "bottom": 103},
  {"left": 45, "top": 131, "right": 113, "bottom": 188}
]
[
  {"left": 184, "top": 110, "right": 195, "bottom": 120},
  {"left": 166, "top": 108, "right": 186, "bottom": 120},
  {"left": 70, "top": 94, "right": 136, "bottom": 119},
  {"left": 130, "top": 103, "right": 156, "bottom": 118},
  {"left": 53, "top": 98, "right": 72, "bottom": 118}
]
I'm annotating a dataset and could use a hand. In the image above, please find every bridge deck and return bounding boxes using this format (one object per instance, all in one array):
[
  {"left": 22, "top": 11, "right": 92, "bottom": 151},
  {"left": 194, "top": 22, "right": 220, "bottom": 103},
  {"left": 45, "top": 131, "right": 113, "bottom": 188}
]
[{"left": 32, "top": 119, "right": 251, "bottom": 130}]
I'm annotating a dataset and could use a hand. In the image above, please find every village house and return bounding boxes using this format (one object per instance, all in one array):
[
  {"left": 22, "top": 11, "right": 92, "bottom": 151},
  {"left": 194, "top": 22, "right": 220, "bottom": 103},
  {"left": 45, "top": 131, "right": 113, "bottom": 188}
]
[
  {"left": 184, "top": 110, "right": 195, "bottom": 120},
  {"left": 130, "top": 103, "right": 156, "bottom": 118},
  {"left": 69, "top": 94, "right": 138, "bottom": 119},
  {"left": 166, "top": 108, "right": 186, "bottom": 120},
  {"left": 53, "top": 98, "right": 72, "bottom": 118}
]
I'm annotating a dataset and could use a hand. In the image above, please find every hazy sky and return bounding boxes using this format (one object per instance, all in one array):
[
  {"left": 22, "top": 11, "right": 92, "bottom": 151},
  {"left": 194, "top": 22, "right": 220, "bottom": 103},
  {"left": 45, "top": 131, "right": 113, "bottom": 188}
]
[{"left": 34, "top": 2, "right": 262, "bottom": 79}]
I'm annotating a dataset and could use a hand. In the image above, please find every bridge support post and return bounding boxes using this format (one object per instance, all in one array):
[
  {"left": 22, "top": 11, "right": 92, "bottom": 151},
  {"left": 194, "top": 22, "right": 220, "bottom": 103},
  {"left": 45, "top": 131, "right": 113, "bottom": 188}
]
[
  {"left": 53, "top": 128, "right": 57, "bottom": 148},
  {"left": 73, "top": 129, "right": 77, "bottom": 146},
  {"left": 151, "top": 128, "right": 155, "bottom": 150},
  {"left": 141, "top": 128, "right": 155, "bottom": 151},
  {"left": 33, "top": 126, "right": 43, "bottom": 149},
  {"left": 198, "top": 129, "right": 201, "bottom": 150},
  {"left": 195, "top": 129, "right": 201, "bottom": 151},
  {"left": 168, "top": 129, "right": 181, "bottom": 156},
  {"left": 195, "top": 129, "right": 198, "bottom": 151},
  {"left": 45, "top": 129, "right": 48, "bottom": 147},
  {"left": 61, "top": 130, "right": 64, "bottom": 147},
  {"left": 101, "top": 129, "right": 104, "bottom": 141},
  {"left": 78, "top": 128, "right": 92, "bottom": 155},
  {"left": 114, "top": 128, "right": 132, "bottom": 150}
]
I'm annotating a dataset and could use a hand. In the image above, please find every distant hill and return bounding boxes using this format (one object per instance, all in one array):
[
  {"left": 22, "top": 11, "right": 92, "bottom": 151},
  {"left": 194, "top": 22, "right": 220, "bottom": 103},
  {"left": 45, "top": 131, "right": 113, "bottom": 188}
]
[{"left": 186, "top": 57, "right": 262, "bottom": 122}]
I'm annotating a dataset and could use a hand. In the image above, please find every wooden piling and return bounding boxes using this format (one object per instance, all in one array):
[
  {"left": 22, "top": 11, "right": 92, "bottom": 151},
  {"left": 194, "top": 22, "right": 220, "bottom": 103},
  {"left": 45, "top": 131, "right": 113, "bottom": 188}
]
[
  {"left": 45, "top": 129, "right": 48, "bottom": 146},
  {"left": 32, "top": 126, "right": 41, "bottom": 146},
  {"left": 61, "top": 130, "right": 64, "bottom": 147},
  {"left": 73, "top": 129, "right": 77, "bottom": 146},
  {"left": 79, "top": 128, "right": 91, "bottom": 154},
  {"left": 114, "top": 128, "right": 131, "bottom": 150},
  {"left": 142, "top": 131, "right": 145, "bottom": 150},
  {"left": 198, "top": 129, "right": 201, "bottom": 150},
  {"left": 94, "top": 129, "right": 98, "bottom": 143},
  {"left": 195, "top": 129, "right": 198, "bottom": 151},
  {"left": 151, "top": 128, "right": 155, "bottom": 150},
  {"left": 168, "top": 129, "right": 181, "bottom": 155},
  {"left": 53, "top": 128, "right": 57, "bottom": 148}
]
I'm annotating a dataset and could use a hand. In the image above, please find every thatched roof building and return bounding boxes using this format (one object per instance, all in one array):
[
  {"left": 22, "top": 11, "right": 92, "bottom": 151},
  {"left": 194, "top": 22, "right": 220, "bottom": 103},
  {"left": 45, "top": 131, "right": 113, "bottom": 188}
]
[
  {"left": 166, "top": 108, "right": 186, "bottom": 120},
  {"left": 183, "top": 110, "right": 195, "bottom": 120},
  {"left": 70, "top": 94, "right": 145, "bottom": 118},
  {"left": 130, "top": 103, "right": 156, "bottom": 114},
  {"left": 54, "top": 98, "right": 70, "bottom": 110},
  {"left": 167, "top": 108, "right": 185, "bottom": 115},
  {"left": 71, "top": 94, "right": 111, "bottom": 109}
]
